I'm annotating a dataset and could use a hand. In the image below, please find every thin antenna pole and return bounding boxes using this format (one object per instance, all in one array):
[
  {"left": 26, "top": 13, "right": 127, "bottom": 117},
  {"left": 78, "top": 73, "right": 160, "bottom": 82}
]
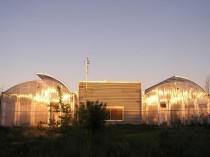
[{"left": 85, "top": 57, "right": 90, "bottom": 91}]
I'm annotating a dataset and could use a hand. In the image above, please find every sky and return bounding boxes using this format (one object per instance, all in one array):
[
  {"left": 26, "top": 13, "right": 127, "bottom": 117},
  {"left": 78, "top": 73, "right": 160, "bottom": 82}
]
[{"left": 0, "top": 0, "right": 210, "bottom": 92}]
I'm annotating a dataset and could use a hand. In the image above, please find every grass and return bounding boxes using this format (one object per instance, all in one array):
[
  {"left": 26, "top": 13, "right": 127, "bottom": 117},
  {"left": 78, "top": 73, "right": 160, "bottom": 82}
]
[{"left": 1, "top": 125, "right": 210, "bottom": 157}]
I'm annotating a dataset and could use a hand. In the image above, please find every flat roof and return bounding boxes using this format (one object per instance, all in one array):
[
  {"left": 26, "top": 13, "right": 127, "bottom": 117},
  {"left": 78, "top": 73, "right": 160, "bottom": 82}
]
[{"left": 79, "top": 81, "right": 141, "bottom": 84}]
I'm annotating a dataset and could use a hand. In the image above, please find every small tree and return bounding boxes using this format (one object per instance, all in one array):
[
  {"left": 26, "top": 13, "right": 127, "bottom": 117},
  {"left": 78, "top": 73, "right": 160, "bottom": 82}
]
[
  {"left": 77, "top": 100, "right": 109, "bottom": 130},
  {"left": 0, "top": 92, "right": 2, "bottom": 109},
  {"left": 0, "top": 86, "right": 3, "bottom": 108},
  {"left": 49, "top": 86, "right": 72, "bottom": 128}
]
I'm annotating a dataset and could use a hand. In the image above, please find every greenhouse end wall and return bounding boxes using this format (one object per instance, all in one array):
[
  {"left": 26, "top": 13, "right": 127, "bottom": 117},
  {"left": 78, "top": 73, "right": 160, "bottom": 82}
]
[
  {"left": 0, "top": 81, "right": 49, "bottom": 126},
  {"left": 0, "top": 74, "right": 74, "bottom": 127},
  {"left": 143, "top": 76, "right": 210, "bottom": 126}
]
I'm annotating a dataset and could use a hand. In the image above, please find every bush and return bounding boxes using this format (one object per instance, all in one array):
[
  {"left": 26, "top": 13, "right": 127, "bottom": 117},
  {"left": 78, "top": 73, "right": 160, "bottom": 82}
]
[{"left": 77, "top": 100, "right": 109, "bottom": 130}]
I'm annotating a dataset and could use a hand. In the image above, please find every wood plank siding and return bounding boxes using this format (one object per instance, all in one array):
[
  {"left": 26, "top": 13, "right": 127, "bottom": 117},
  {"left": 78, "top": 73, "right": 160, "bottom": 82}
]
[{"left": 78, "top": 81, "right": 142, "bottom": 124}]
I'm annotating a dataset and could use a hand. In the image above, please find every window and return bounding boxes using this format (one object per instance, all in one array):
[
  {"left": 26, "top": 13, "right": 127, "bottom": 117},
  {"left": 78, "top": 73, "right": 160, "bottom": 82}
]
[
  {"left": 106, "top": 106, "right": 124, "bottom": 121},
  {"left": 160, "top": 103, "right": 166, "bottom": 108}
]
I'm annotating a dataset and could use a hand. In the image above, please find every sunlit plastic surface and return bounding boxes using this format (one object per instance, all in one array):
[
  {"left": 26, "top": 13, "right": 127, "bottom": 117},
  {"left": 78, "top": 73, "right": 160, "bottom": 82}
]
[
  {"left": 0, "top": 74, "right": 73, "bottom": 126},
  {"left": 143, "top": 76, "right": 210, "bottom": 125}
]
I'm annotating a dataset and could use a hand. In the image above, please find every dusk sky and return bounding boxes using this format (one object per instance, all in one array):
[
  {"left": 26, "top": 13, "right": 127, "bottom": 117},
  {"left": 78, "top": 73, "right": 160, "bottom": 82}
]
[{"left": 0, "top": 0, "right": 210, "bottom": 92}]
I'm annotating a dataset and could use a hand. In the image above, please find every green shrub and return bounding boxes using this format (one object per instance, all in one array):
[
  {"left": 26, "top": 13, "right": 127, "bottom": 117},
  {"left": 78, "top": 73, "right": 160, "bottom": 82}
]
[{"left": 77, "top": 100, "right": 109, "bottom": 130}]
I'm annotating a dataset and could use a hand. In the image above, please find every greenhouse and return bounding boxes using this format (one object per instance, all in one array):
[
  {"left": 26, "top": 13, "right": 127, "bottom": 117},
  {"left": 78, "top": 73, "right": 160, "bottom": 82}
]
[
  {"left": 142, "top": 76, "right": 210, "bottom": 126},
  {"left": 1, "top": 74, "right": 210, "bottom": 127},
  {"left": 0, "top": 73, "right": 75, "bottom": 127}
]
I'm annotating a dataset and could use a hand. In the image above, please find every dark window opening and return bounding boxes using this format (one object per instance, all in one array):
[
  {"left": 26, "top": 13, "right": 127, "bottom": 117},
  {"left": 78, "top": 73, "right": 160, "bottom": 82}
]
[
  {"left": 160, "top": 103, "right": 166, "bottom": 108},
  {"left": 106, "top": 108, "right": 123, "bottom": 120}
]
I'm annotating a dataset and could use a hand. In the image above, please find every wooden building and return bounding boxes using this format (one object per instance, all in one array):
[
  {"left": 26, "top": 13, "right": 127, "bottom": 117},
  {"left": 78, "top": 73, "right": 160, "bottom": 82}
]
[{"left": 78, "top": 81, "right": 142, "bottom": 124}]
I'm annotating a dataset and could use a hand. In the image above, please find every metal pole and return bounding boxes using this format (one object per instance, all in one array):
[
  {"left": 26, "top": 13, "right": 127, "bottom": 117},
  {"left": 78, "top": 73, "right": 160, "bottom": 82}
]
[{"left": 85, "top": 57, "right": 90, "bottom": 91}]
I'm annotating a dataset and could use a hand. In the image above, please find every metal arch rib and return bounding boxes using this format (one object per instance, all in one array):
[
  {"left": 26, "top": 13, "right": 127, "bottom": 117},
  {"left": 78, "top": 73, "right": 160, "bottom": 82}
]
[
  {"left": 36, "top": 73, "right": 73, "bottom": 93},
  {"left": 145, "top": 76, "right": 207, "bottom": 94},
  {"left": 173, "top": 76, "right": 207, "bottom": 94}
]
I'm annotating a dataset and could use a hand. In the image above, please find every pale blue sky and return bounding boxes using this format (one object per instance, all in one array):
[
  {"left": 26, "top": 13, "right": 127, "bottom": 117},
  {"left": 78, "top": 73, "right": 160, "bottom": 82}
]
[{"left": 0, "top": 0, "right": 210, "bottom": 92}]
